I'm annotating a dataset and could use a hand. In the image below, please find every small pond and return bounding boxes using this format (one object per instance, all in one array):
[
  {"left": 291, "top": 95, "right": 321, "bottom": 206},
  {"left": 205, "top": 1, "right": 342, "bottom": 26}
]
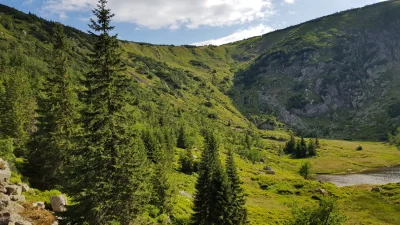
[{"left": 316, "top": 166, "right": 400, "bottom": 187}]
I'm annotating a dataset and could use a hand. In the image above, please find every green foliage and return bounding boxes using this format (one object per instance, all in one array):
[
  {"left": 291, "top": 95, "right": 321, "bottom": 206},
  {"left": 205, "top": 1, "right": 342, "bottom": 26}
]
[
  {"left": 63, "top": 1, "right": 151, "bottom": 224},
  {"left": 177, "top": 125, "right": 190, "bottom": 149},
  {"left": 389, "top": 127, "right": 400, "bottom": 148},
  {"left": 286, "top": 198, "right": 346, "bottom": 225},
  {"left": 26, "top": 23, "right": 81, "bottom": 189},
  {"left": 298, "top": 161, "right": 312, "bottom": 179},
  {"left": 284, "top": 134, "right": 296, "bottom": 154},
  {"left": 0, "top": 66, "right": 36, "bottom": 156},
  {"left": 192, "top": 130, "right": 231, "bottom": 225},
  {"left": 388, "top": 102, "right": 400, "bottom": 118},
  {"left": 226, "top": 149, "right": 248, "bottom": 225},
  {"left": 179, "top": 148, "right": 195, "bottom": 174}
]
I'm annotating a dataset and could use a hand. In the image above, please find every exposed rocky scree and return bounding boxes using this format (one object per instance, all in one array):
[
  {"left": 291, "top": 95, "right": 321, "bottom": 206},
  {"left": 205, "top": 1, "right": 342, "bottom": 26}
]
[
  {"left": 233, "top": 6, "right": 400, "bottom": 139},
  {"left": 0, "top": 158, "right": 66, "bottom": 225}
]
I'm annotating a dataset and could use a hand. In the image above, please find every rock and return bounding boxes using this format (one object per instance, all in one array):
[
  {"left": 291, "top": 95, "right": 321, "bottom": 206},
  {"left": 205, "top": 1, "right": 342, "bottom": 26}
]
[
  {"left": 0, "top": 187, "right": 6, "bottom": 194},
  {"left": 10, "top": 195, "right": 25, "bottom": 203},
  {"left": 316, "top": 188, "right": 328, "bottom": 196},
  {"left": 263, "top": 166, "right": 275, "bottom": 175},
  {"left": 5, "top": 185, "right": 22, "bottom": 196},
  {"left": 371, "top": 187, "right": 382, "bottom": 192},
  {"left": 0, "top": 159, "right": 11, "bottom": 183},
  {"left": 32, "top": 202, "right": 45, "bottom": 210},
  {"left": 179, "top": 190, "right": 193, "bottom": 198},
  {"left": 20, "top": 184, "right": 29, "bottom": 193},
  {"left": 50, "top": 195, "right": 67, "bottom": 212},
  {"left": 8, "top": 201, "right": 25, "bottom": 213}
]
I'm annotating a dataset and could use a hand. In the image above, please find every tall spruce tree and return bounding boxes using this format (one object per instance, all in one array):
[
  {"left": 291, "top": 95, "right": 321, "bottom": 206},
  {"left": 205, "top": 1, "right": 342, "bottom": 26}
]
[
  {"left": 226, "top": 149, "right": 248, "bottom": 225},
  {"left": 63, "top": 1, "right": 150, "bottom": 224},
  {"left": 0, "top": 64, "right": 35, "bottom": 156},
  {"left": 192, "top": 130, "right": 231, "bottom": 225},
  {"left": 26, "top": 23, "right": 80, "bottom": 189}
]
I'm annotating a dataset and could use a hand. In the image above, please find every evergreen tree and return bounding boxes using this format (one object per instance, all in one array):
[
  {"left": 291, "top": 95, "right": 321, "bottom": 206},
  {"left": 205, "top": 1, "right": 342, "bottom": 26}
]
[
  {"left": 192, "top": 130, "right": 231, "bottom": 225},
  {"left": 63, "top": 1, "right": 150, "bottom": 224},
  {"left": 151, "top": 158, "right": 172, "bottom": 215},
  {"left": 179, "top": 148, "right": 194, "bottom": 174},
  {"left": 226, "top": 149, "right": 248, "bottom": 225},
  {"left": 294, "top": 140, "right": 302, "bottom": 158},
  {"left": 177, "top": 125, "right": 189, "bottom": 149},
  {"left": 300, "top": 137, "right": 307, "bottom": 158},
  {"left": 26, "top": 23, "right": 81, "bottom": 189},
  {"left": 307, "top": 139, "right": 317, "bottom": 157},
  {"left": 285, "top": 134, "right": 296, "bottom": 154},
  {"left": 315, "top": 137, "right": 320, "bottom": 148},
  {"left": 2, "top": 69, "right": 36, "bottom": 156},
  {"left": 142, "top": 128, "right": 162, "bottom": 163}
]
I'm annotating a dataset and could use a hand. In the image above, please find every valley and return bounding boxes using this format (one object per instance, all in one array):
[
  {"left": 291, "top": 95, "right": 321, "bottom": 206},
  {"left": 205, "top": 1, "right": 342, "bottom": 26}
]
[{"left": 0, "top": 0, "right": 399, "bottom": 225}]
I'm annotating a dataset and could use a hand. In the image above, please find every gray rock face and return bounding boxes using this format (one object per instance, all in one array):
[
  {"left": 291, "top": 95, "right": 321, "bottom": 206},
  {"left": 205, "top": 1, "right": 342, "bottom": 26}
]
[
  {"left": 0, "top": 158, "right": 49, "bottom": 225},
  {"left": 50, "top": 195, "right": 67, "bottom": 212}
]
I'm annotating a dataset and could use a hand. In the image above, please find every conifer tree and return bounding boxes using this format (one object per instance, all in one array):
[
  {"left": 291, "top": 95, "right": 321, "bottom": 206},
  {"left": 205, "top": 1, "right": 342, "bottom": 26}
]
[
  {"left": 285, "top": 134, "right": 296, "bottom": 154},
  {"left": 151, "top": 157, "right": 172, "bottom": 215},
  {"left": 300, "top": 137, "right": 307, "bottom": 158},
  {"left": 192, "top": 130, "right": 231, "bottom": 225},
  {"left": 64, "top": 1, "right": 150, "bottom": 224},
  {"left": 307, "top": 139, "right": 317, "bottom": 157},
  {"left": 177, "top": 125, "right": 189, "bottom": 149},
  {"left": 26, "top": 23, "right": 80, "bottom": 189},
  {"left": 226, "top": 149, "right": 248, "bottom": 225},
  {"left": 179, "top": 148, "right": 194, "bottom": 174}
]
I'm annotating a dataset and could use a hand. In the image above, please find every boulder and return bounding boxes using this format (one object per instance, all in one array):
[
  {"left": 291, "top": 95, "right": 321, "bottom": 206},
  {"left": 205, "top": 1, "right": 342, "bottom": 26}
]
[
  {"left": 263, "top": 166, "right": 275, "bottom": 175},
  {"left": 316, "top": 188, "right": 328, "bottom": 196},
  {"left": 371, "top": 187, "right": 382, "bottom": 192},
  {"left": 50, "top": 195, "right": 67, "bottom": 212},
  {"left": 20, "top": 184, "right": 29, "bottom": 193},
  {"left": 10, "top": 195, "right": 25, "bottom": 203},
  {"left": 5, "top": 185, "right": 22, "bottom": 196},
  {"left": 32, "top": 202, "right": 45, "bottom": 210},
  {"left": 0, "top": 160, "right": 10, "bottom": 183}
]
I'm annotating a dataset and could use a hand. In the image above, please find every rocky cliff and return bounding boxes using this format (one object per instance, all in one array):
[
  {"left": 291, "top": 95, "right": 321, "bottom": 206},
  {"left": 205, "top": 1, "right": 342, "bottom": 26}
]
[{"left": 231, "top": 0, "right": 400, "bottom": 139}]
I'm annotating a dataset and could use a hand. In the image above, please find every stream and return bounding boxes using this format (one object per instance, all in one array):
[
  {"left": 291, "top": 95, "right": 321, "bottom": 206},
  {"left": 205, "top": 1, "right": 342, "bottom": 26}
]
[{"left": 316, "top": 166, "right": 400, "bottom": 187}]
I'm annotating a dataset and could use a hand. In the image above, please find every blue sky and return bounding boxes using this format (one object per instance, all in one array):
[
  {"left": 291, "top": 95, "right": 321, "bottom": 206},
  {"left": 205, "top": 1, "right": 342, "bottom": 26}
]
[{"left": 1, "top": 0, "right": 386, "bottom": 45}]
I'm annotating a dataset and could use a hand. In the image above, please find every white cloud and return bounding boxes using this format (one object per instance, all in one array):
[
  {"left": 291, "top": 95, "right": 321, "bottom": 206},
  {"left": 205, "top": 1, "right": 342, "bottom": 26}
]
[
  {"left": 283, "top": 0, "right": 295, "bottom": 4},
  {"left": 43, "top": 0, "right": 275, "bottom": 30},
  {"left": 192, "top": 24, "right": 274, "bottom": 46}
]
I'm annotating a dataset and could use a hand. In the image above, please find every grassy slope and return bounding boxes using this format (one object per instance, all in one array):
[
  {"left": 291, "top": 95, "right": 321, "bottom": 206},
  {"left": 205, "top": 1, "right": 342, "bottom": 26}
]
[{"left": 1, "top": 3, "right": 400, "bottom": 225}]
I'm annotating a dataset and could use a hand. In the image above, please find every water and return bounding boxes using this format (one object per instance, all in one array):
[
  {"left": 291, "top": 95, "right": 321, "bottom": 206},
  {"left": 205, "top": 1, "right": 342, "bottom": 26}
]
[{"left": 316, "top": 166, "right": 400, "bottom": 187}]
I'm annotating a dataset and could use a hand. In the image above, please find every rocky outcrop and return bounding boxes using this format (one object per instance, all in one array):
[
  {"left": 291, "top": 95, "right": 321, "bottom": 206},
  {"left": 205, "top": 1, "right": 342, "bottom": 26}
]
[
  {"left": 50, "top": 196, "right": 67, "bottom": 212},
  {"left": 0, "top": 158, "right": 31, "bottom": 225}
]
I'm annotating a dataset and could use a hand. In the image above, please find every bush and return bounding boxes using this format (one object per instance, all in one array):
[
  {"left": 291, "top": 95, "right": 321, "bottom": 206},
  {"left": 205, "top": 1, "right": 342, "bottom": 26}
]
[
  {"left": 299, "top": 161, "right": 312, "bottom": 179},
  {"left": 287, "top": 197, "right": 346, "bottom": 225},
  {"left": 356, "top": 145, "right": 363, "bottom": 151}
]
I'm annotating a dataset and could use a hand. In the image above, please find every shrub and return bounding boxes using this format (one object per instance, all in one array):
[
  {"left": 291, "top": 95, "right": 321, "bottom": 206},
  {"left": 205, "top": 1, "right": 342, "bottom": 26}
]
[
  {"left": 299, "top": 161, "right": 312, "bottom": 179},
  {"left": 356, "top": 145, "right": 363, "bottom": 151}
]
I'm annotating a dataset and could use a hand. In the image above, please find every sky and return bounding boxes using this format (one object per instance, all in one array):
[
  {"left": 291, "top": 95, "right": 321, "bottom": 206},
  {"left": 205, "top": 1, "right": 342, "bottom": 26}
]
[{"left": 1, "top": 0, "right": 387, "bottom": 45}]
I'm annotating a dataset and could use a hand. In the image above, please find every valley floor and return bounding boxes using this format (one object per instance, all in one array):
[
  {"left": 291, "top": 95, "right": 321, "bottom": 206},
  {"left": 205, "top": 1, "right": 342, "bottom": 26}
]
[{"left": 172, "top": 137, "right": 400, "bottom": 225}]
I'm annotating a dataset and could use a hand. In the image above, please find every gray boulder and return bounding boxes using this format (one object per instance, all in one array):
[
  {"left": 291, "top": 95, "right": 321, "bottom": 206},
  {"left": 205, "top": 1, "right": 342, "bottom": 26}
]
[
  {"left": 5, "top": 185, "right": 22, "bottom": 196},
  {"left": 50, "top": 195, "right": 67, "bottom": 212},
  {"left": 20, "top": 184, "right": 29, "bottom": 193},
  {"left": 263, "top": 166, "right": 275, "bottom": 175},
  {"left": 0, "top": 159, "right": 10, "bottom": 183},
  {"left": 316, "top": 188, "right": 328, "bottom": 196},
  {"left": 32, "top": 202, "right": 45, "bottom": 210},
  {"left": 371, "top": 187, "right": 382, "bottom": 192}
]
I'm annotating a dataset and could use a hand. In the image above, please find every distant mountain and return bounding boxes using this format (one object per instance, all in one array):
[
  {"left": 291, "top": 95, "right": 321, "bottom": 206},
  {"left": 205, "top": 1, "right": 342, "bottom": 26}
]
[
  {"left": 230, "top": 0, "right": 400, "bottom": 140},
  {"left": 1, "top": 1, "right": 399, "bottom": 140}
]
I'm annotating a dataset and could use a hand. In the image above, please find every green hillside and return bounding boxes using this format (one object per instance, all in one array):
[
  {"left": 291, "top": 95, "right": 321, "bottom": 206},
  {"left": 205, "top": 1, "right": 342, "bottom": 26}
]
[
  {"left": 0, "top": 1, "right": 400, "bottom": 225},
  {"left": 231, "top": 0, "right": 400, "bottom": 140}
]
